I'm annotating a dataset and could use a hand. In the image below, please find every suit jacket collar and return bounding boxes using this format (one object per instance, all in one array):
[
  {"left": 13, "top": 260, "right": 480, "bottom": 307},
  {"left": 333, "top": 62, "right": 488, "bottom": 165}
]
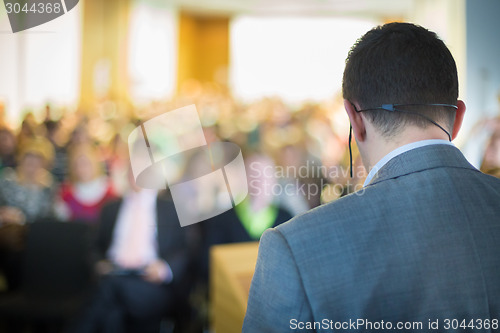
[{"left": 367, "top": 144, "right": 479, "bottom": 187}]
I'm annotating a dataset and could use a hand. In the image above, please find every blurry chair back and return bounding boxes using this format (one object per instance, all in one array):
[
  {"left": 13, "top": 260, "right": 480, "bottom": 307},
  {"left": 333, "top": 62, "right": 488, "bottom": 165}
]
[{"left": 22, "top": 221, "right": 94, "bottom": 298}]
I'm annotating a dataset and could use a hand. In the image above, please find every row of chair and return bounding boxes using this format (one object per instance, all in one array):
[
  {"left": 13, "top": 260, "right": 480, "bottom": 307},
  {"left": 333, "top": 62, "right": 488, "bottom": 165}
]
[{"left": 0, "top": 221, "right": 98, "bottom": 333}]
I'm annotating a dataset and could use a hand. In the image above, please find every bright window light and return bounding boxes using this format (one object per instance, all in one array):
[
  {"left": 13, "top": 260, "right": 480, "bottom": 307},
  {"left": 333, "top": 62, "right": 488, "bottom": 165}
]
[
  {"left": 128, "top": 3, "right": 177, "bottom": 105},
  {"left": 0, "top": 5, "right": 81, "bottom": 122},
  {"left": 230, "top": 16, "right": 377, "bottom": 104}
]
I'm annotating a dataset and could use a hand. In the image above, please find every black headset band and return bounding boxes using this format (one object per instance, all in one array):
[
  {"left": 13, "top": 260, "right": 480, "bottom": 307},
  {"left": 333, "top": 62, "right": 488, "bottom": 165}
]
[{"left": 355, "top": 103, "right": 458, "bottom": 113}]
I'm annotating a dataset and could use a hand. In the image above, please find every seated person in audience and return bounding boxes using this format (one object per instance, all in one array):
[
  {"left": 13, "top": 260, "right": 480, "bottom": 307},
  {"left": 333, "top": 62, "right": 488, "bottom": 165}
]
[
  {"left": 0, "top": 136, "right": 56, "bottom": 291},
  {"left": 45, "top": 120, "right": 69, "bottom": 183},
  {"left": 480, "top": 124, "right": 500, "bottom": 177},
  {"left": 200, "top": 154, "right": 292, "bottom": 282},
  {"left": 0, "top": 127, "right": 17, "bottom": 170},
  {"left": 275, "top": 145, "right": 314, "bottom": 214},
  {"left": 205, "top": 153, "right": 292, "bottom": 242},
  {"left": 16, "top": 114, "right": 39, "bottom": 150},
  {"left": 55, "top": 144, "right": 116, "bottom": 224},
  {"left": 0, "top": 136, "right": 56, "bottom": 223},
  {"left": 105, "top": 134, "right": 131, "bottom": 196},
  {"left": 67, "top": 123, "right": 94, "bottom": 148},
  {"left": 73, "top": 169, "right": 190, "bottom": 333}
]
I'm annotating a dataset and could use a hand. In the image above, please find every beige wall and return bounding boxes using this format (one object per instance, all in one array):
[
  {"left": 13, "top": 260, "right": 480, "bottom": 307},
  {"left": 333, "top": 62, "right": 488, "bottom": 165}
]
[
  {"left": 177, "top": 12, "right": 229, "bottom": 90},
  {"left": 79, "top": 0, "right": 131, "bottom": 111}
]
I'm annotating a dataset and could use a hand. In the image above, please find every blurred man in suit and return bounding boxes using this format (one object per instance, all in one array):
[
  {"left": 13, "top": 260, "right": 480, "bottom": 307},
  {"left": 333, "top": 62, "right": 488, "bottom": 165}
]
[
  {"left": 244, "top": 22, "right": 500, "bottom": 332},
  {"left": 73, "top": 170, "right": 190, "bottom": 333}
]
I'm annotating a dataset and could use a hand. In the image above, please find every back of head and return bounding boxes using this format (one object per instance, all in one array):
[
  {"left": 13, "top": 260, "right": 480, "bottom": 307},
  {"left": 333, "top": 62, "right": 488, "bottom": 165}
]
[{"left": 342, "top": 22, "right": 458, "bottom": 137}]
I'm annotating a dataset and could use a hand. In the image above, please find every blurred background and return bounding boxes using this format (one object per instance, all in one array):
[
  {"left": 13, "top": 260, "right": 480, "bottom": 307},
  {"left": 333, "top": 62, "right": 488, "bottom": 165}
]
[
  {"left": 0, "top": 0, "right": 499, "bottom": 171},
  {"left": 0, "top": 0, "right": 500, "bottom": 332}
]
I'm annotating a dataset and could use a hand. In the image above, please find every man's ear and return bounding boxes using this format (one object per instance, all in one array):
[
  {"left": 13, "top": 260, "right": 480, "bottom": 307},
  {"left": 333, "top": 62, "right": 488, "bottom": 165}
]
[
  {"left": 344, "top": 99, "right": 367, "bottom": 142},
  {"left": 451, "top": 100, "right": 466, "bottom": 141}
]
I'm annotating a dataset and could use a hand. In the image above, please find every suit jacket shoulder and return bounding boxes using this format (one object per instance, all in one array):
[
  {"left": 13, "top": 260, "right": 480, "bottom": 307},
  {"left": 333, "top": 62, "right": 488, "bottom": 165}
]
[{"left": 244, "top": 145, "right": 500, "bottom": 332}]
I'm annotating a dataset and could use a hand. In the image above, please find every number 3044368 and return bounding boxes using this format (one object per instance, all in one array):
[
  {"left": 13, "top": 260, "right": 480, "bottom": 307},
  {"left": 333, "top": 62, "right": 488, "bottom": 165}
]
[
  {"left": 5, "top": 2, "right": 62, "bottom": 14},
  {"left": 443, "top": 319, "right": 499, "bottom": 330}
]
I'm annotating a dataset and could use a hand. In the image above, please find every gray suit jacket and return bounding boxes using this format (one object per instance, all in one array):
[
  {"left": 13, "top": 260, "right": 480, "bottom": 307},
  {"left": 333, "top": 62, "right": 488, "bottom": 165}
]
[{"left": 243, "top": 144, "right": 500, "bottom": 332}]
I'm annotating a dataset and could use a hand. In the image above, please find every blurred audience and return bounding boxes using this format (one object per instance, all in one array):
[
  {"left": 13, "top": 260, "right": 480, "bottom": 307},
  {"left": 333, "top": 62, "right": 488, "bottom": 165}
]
[
  {"left": 72, "top": 170, "right": 190, "bottom": 333},
  {"left": 274, "top": 145, "right": 315, "bottom": 215},
  {"left": 480, "top": 120, "right": 500, "bottom": 177},
  {"left": 1, "top": 82, "right": 497, "bottom": 332},
  {"left": 200, "top": 153, "right": 293, "bottom": 285},
  {"left": 68, "top": 123, "right": 94, "bottom": 147},
  {"left": 0, "top": 128, "right": 17, "bottom": 170},
  {"left": 0, "top": 136, "right": 56, "bottom": 224},
  {"left": 45, "top": 120, "right": 69, "bottom": 183},
  {"left": 205, "top": 153, "right": 293, "bottom": 241},
  {"left": 55, "top": 144, "right": 116, "bottom": 224},
  {"left": 16, "top": 114, "right": 39, "bottom": 149},
  {"left": 0, "top": 136, "right": 56, "bottom": 292},
  {"left": 106, "top": 134, "right": 133, "bottom": 196}
]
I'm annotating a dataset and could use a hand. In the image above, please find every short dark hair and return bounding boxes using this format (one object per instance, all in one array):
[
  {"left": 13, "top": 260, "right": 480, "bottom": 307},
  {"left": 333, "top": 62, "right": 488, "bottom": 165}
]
[{"left": 342, "top": 22, "right": 458, "bottom": 137}]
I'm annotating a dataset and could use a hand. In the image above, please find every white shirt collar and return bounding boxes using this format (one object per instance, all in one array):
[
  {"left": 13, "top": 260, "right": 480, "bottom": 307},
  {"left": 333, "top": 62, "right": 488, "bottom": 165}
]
[
  {"left": 107, "top": 189, "right": 159, "bottom": 269},
  {"left": 363, "top": 139, "right": 455, "bottom": 187},
  {"left": 125, "top": 189, "right": 158, "bottom": 206}
]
